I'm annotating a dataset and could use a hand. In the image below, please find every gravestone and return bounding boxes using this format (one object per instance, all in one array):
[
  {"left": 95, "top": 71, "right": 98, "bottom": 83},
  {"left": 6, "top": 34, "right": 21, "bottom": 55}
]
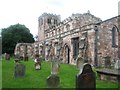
[
  {"left": 5, "top": 53, "right": 10, "bottom": 60},
  {"left": 76, "top": 63, "right": 96, "bottom": 89},
  {"left": 114, "top": 59, "right": 120, "bottom": 69},
  {"left": 51, "top": 61, "right": 60, "bottom": 75},
  {"left": 46, "top": 58, "right": 60, "bottom": 88},
  {"left": 46, "top": 74, "right": 60, "bottom": 88},
  {"left": 15, "top": 54, "right": 20, "bottom": 59},
  {"left": 14, "top": 63, "right": 26, "bottom": 78},
  {"left": 34, "top": 55, "right": 42, "bottom": 70},
  {"left": 76, "top": 56, "right": 84, "bottom": 69},
  {"left": 14, "top": 54, "right": 20, "bottom": 63}
]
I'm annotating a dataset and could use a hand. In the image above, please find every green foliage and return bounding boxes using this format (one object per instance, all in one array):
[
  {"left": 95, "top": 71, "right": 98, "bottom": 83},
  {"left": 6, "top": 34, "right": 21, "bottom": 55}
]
[
  {"left": 2, "top": 24, "right": 35, "bottom": 54},
  {"left": 2, "top": 59, "right": 119, "bottom": 88}
]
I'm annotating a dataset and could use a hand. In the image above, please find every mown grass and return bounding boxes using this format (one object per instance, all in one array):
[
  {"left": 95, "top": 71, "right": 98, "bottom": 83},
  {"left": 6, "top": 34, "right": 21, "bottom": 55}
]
[{"left": 2, "top": 58, "right": 119, "bottom": 89}]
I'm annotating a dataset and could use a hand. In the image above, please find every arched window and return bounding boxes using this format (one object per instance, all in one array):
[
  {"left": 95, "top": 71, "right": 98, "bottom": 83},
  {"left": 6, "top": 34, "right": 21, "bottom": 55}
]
[
  {"left": 47, "top": 18, "right": 51, "bottom": 24},
  {"left": 112, "top": 26, "right": 118, "bottom": 47},
  {"left": 54, "top": 19, "right": 57, "bottom": 24},
  {"left": 66, "top": 24, "right": 70, "bottom": 30}
]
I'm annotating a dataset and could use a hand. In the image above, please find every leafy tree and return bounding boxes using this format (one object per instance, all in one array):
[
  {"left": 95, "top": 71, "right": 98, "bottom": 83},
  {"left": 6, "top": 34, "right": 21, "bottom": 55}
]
[{"left": 2, "top": 23, "right": 35, "bottom": 54}]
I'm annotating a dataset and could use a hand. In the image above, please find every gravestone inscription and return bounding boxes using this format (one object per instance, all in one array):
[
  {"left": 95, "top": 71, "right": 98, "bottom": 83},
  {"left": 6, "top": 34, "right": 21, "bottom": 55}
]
[{"left": 76, "top": 63, "right": 96, "bottom": 89}]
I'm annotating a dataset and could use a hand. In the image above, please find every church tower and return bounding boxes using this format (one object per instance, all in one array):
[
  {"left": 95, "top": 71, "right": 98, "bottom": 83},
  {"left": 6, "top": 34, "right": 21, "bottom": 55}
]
[{"left": 38, "top": 13, "right": 61, "bottom": 42}]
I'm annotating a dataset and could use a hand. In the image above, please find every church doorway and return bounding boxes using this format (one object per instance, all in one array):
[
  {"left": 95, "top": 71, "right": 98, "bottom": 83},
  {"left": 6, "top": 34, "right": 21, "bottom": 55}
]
[
  {"left": 72, "top": 37, "right": 79, "bottom": 60},
  {"left": 63, "top": 44, "right": 70, "bottom": 64}
]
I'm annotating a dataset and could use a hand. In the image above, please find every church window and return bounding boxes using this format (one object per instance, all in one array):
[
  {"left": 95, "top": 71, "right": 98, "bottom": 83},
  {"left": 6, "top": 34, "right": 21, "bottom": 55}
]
[
  {"left": 47, "top": 18, "right": 51, "bottom": 24},
  {"left": 112, "top": 26, "right": 116, "bottom": 47},
  {"left": 54, "top": 19, "right": 57, "bottom": 24},
  {"left": 66, "top": 24, "right": 70, "bottom": 30}
]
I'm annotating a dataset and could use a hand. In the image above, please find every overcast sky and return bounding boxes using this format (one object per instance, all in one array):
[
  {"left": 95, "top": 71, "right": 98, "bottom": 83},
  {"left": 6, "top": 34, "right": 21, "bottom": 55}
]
[{"left": 0, "top": 0, "right": 119, "bottom": 37}]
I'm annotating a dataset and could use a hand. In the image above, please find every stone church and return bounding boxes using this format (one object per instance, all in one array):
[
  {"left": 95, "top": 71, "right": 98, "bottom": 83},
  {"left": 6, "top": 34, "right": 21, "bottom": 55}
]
[{"left": 14, "top": 12, "right": 120, "bottom": 67}]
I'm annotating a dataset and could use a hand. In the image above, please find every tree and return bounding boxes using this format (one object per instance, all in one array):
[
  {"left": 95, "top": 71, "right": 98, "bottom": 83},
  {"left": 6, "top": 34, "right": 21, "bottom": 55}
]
[{"left": 2, "top": 23, "right": 35, "bottom": 55}]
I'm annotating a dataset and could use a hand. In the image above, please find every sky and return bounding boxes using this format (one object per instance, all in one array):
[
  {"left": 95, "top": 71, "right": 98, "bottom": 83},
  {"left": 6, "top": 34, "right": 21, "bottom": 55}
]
[{"left": 0, "top": 0, "right": 119, "bottom": 37}]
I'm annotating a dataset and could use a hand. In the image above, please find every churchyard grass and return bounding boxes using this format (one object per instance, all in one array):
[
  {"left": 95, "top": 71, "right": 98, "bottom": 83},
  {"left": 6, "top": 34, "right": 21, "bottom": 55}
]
[{"left": 2, "top": 58, "right": 119, "bottom": 88}]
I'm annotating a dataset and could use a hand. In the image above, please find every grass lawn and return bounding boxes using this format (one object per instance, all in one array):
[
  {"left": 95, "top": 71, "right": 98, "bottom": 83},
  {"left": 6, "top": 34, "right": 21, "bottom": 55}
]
[{"left": 2, "top": 58, "right": 120, "bottom": 89}]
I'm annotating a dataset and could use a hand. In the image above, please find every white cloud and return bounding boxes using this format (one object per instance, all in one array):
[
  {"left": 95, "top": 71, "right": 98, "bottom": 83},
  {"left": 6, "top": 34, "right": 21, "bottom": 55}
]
[{"left": 0, "top": 0, "right": 119, "bottom": 36}]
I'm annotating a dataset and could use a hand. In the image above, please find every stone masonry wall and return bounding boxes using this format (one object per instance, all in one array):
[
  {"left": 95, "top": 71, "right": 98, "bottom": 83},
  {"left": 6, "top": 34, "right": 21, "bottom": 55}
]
[
  {"left": 97, "top": 17, "right": 118, "bottom": 67},
  {"left": 14, "top": 13, "right": 119, "bottom": 67}
]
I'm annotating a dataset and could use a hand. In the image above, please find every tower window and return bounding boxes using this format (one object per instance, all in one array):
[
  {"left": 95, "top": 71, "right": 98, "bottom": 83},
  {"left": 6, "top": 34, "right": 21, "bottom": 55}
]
[
  {"left": 54, "top": 20, "right": 57, "bottom": 24},
  {"left": 47, "top": 18, "right": 51, "bottom": 24}
]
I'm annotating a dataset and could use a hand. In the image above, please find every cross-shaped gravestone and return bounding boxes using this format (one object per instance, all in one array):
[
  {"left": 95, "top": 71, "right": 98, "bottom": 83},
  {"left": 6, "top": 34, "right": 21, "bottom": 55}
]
[
  {"left": 76, "top": 63, "right": 96, "bottom": 89},
  {"left": 46, "top": 57, "right": 60, "bottom": 88},
  {"left": 51, "top": 59, "right": 60, "bottom": 75}
]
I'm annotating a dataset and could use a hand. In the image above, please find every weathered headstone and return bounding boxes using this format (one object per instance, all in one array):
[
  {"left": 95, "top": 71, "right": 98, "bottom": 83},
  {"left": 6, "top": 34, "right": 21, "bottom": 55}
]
[
  {"left": 46, "top": 57, "right": 60, "bottom": 88},
  {"left": 76, "top": 63, "right": 96, "bottom": 89},
  {"left": 14, "top": 54, "right": 20, "bottom": 63},
  {"left": 5, "top": 53, "right": 10, "bottom": 60},
  {"left": 114, "top": 59, "right": 120, "bottom": 69},
  {"left": 34, "top": 55, "right": 42, "bottom": 70},
  {"left": 14, "top": 63, "right": 26, "bottom": 78},
  {"left": 76, "top": 56, "right": 84, "bottom": 69},
  {"left": 35, "top": 61, "right": 41, "bottom": 70},
  {"left": 46, "top": 74, "right": 60, "bottom": 88},
  {"left": 51, "top": 61, "right": 60, "bottom": 75},
  {"left": 15, "top": 53, "right": 20, "bottom": 59}
]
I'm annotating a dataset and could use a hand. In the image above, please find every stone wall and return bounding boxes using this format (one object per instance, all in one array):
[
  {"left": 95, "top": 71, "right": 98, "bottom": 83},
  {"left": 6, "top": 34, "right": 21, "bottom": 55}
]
[
  {"left": 14, "top": 13, "right": 119, "bottom": 68},
  {"left": 14, "top": 43, "right": 39, "bottom": 59},
  {"left": 97, "top": 16, "right": 118, "bottom": 67}
]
